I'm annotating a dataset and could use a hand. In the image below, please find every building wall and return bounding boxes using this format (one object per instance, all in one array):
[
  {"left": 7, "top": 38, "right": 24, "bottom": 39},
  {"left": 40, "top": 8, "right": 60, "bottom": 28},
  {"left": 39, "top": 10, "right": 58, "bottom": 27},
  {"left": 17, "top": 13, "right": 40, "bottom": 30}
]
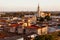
[
  {"left": 24, "top": 15, "right": 37, "bottom": 24},
  {"left": 37, "top": 26, "right": 48, "bottom": 35},
  {"left": 42, "top": 27, "right": 48, "bottom": 35}
]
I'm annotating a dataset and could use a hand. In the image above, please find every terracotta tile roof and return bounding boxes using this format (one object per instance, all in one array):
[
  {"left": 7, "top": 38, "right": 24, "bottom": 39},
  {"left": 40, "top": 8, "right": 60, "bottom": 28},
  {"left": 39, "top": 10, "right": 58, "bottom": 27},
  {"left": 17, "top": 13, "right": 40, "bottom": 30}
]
[
  {"left": 26, "top": 25, "right": 39, "bottom": 29},
  {"left": 10, "top": 24, "right": 19, "bottom": 27}
]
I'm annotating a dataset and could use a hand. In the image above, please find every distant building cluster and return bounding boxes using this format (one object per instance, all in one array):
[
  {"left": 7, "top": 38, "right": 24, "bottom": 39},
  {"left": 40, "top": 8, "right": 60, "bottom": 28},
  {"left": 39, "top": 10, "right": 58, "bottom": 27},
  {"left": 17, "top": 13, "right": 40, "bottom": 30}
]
[{"left": 0, "top": 4, "right": 60, "bottom": 36}]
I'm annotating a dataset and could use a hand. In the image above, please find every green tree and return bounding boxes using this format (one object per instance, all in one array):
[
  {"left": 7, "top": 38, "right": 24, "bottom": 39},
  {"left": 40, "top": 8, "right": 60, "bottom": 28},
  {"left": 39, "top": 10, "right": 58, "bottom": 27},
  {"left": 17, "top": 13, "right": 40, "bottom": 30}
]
[
  {"left": 45, "top": 34, "right": 55, "bottom": 40},
  {"left": 34, "top": 34, "right": 55, "bottom": 40},
  {"left": 45, "top": 15, "right": 51, "bottom": 21},
  {"left": 37, "top": 17, "right": 44, "bottom": 22},
  {"left": 39, "top": 17, "right": 44, "bottom": 22},
  {"left": 37, "top": 17, "right": 45, "bottom": 24},
  {"left": 34, "top": 35, "right": 45, "bottom": 40}
]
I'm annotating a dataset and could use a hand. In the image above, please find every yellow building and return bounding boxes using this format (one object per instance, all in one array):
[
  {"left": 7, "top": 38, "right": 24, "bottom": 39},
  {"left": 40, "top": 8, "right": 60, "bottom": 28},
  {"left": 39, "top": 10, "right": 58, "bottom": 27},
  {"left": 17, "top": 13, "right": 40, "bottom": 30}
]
[{"left": 37, "top": 25, "right": 48, "bottom": 35}]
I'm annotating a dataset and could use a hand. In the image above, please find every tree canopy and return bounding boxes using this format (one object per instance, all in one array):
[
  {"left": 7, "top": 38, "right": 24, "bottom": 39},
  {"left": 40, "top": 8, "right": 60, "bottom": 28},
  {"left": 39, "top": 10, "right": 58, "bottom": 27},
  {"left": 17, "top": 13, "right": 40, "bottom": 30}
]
[{"left": 34, "top": 34, "right": 55, "bottom": 40}]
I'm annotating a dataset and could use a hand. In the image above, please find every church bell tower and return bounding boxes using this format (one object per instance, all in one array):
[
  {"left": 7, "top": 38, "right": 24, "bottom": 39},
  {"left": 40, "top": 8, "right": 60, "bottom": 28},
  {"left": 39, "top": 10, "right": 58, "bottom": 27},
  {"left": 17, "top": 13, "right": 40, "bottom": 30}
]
[{"left": 37, "top": 4, "right": 40, "bottom": 17}]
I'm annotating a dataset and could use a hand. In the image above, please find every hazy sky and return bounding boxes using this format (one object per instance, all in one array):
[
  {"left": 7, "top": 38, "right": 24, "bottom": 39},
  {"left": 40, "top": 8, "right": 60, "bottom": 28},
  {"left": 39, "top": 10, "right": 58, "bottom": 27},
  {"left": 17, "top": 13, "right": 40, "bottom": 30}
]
[{"left": 0, "top": 0, "right": 60, "bottom": 12}]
